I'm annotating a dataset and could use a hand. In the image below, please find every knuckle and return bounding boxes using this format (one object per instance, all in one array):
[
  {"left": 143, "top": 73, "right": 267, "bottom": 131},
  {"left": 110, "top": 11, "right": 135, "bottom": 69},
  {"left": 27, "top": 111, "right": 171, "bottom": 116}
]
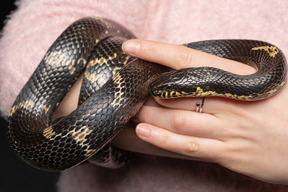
[
  {"left": 184, "top": 140, "right": 224, "bottom": 161},
  {"left": 171, "top": 113, "right": 187, "bottom": 132},
  {"left": 185, "top": 140, "right": 199, "bottom": 154},
  {"left": 175, "top": 47, "right": 194, "bottom": 68},
  {"left": 205, "top": 142, "right": 224, "bottom": 162},
  {"left": 205, "top": 145, "right": 221, "bottom": 161}
]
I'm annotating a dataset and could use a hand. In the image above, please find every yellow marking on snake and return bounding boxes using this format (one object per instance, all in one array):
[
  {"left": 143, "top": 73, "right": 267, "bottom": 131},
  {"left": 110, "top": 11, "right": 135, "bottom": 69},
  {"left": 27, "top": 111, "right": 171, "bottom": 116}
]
[
  {"left": 77, "top": 58, "right": 87, "bottom": 65},
  {"left": 112, "top": 67, "right": 123, "bottom": 76},
  {"left": 67, "top": 60, "right": 76, "bottom": 74},
  {"left": 169, "top": 91, "right": 175, "bottom": 97},
  {"left": 165, "top": 91, "right": 168, "bottom": 98},
  {"left": 175, "top": 91, "right": 181, "bottom": 96},
  {"left": 84, "top": 53, "right": 118, "bottom": 83},
  {"left": 265, "top": 81, "right": 286, "bottom": 96},
  {"left": 9, "top": 100, "right": 35, "bottom": 116},
  {"left": 252, "top": 46, "right": 279, "bottom": 57},
  {"left": 43, "top": 126, "right": 56, "bottom": 139},
  {"left": 88, "top": 53, "right": 117, "bottom": 66},
  {"left": 44, "top": 51, "right": 69, "bottom": 66},
  {"left": 123, "top": 55, "right": 131, "bottom": 65},
  {"left": 111, "top": 73, "right": 125, "bottom": 107},
  {"left": 68, "top": 126, "right": 96, "bottom": 157},
  {"left": 44, "top": 51, "right": 57, "bottom": 65},
  {"left": 69, "top": 126, "right": 92, "bottom": 146},
  {"left": 69, "top": 58, "right": 87, "bottom": 74},
  {"left": 43, "top": 105, "right": 51, "bottom": 114},
  {"left": 84, "top": 71, "right": 106, "bottom": 84},
  {"left": 181, "top": 91, "right": 189, "bottom": 95},
  {"left": 162, "top": 81, "right": 285, "bottom": 100},
  {"left": 93, "top": 17, "right": 112, "bottom": 29},
  {"left": 44, "top": 51, "right": 87, "bottom": 74},
  {"left": 169, "top": 91, "right": 182, "bottom": 97},
  {"left": 85, "top": 149, "right": 97, "bottom": 157},
  {"left": 195, "top": 87, "right": 254, "bottom": 100}
]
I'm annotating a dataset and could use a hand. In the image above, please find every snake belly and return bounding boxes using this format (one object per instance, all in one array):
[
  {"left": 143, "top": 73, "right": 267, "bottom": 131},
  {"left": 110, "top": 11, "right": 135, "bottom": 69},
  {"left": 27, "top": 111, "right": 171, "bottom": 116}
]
[{"left": 7, "top": 17, "right": 287, "bottom": 172}]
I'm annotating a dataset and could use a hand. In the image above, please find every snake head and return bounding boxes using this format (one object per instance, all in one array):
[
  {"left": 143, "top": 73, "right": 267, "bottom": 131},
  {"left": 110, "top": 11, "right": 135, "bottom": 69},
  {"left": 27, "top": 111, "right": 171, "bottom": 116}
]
[
  {"left": 149, "top": 67, "right": 219, "bottom": 99},
  {"left": 149, "top": 68, "right": 197, "bottom": 98}
]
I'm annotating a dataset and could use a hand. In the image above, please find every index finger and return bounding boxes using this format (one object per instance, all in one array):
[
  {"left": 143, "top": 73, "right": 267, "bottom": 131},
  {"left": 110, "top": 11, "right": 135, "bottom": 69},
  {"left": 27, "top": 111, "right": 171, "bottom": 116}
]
[{"left": 122, "top": 39, "right": 256, "bottom": 75}]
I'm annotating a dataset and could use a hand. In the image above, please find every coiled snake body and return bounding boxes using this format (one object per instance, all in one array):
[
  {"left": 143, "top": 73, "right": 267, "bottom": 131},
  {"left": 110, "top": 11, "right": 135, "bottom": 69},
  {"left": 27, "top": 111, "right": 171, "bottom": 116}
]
[{"left": 8, "top": 17, "right": 287, "bottom": 171}]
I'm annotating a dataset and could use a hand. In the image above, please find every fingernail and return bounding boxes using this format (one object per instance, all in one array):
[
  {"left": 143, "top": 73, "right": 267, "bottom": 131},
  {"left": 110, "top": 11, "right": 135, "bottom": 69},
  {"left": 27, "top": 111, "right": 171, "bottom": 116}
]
[
  {"left": 122, "top": 40, "right": 140, "bottom": 55},
  {"left": 136, "top": 124, "right": 151, "bottom": 138}
]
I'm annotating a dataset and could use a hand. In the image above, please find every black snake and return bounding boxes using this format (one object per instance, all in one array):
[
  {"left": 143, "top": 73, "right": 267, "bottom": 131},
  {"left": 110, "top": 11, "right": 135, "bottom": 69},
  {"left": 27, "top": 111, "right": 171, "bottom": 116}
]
[{"left": 7, "top": 17, "right": 287, "bottom": 171}]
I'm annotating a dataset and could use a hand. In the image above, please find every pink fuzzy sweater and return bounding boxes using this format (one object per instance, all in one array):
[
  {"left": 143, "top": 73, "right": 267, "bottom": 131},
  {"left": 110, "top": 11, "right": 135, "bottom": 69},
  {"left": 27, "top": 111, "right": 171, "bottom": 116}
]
[{"left": 1, "top": 0, "right": 288, "bottom": 191}]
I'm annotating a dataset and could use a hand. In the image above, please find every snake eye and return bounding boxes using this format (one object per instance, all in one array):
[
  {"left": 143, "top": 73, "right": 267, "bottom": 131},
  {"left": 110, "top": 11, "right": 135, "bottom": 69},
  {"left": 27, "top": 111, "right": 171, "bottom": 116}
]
[{"left": 164, "top": 84, "right": 173, "bottom": 90}]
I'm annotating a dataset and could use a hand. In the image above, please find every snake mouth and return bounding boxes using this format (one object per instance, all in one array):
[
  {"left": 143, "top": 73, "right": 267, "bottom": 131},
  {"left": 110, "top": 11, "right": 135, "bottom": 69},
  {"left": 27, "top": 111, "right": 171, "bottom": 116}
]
[
  {"left": 149, "top": 79, "right": 175, "bottom": 98},
  {"left": 150, "top": 89, "right": 169, "bottom": 98},
  {"left": 149, "top": 89, "right": 189, "bottom": 99},
  {"left": 149, "top": 81, "right": 188, "bottom": 98},
  {"left": 149, "top": 83, "right": 171, "bottom": 98}
]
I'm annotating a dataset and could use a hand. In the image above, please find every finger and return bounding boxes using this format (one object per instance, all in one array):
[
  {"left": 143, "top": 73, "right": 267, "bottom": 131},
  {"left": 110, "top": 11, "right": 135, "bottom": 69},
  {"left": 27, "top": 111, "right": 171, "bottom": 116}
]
[
  {"left": 135, "top": 123, "right": 225, "bottom": 161},
  {"left": 131, "top": 96, "right": 161, "bottom": 123},
  {"left": 155, "top": 97, "right": 219, "bottom": 114},
  {"left": 122, "top": 39, "right": 256, "bottom": 75},
  {"left": 154, "top": 96, "right": 244, "bottom": 115},
  {"left": 136, "top": 103, "right": 224, "bottom": 138}
]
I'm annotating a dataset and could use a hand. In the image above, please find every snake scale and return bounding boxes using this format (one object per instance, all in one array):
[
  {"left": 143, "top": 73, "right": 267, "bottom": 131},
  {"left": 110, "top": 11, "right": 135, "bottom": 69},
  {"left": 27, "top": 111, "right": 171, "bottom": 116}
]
[{"left": 8, "top": 17, "right": 287, "bottom": 171}]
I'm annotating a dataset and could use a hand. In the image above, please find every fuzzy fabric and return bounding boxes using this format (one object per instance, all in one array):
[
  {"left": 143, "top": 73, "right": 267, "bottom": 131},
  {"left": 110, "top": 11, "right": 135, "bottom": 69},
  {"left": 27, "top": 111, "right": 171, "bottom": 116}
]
[{"left": 1, "top": 0, "right": 288, "bottom": 191}]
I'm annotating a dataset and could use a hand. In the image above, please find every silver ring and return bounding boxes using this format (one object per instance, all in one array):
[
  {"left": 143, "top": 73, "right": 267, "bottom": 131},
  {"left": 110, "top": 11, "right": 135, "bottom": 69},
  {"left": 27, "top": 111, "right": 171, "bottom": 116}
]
[{"left": 196, "top": 97, "right": 205, "bottom": 113}]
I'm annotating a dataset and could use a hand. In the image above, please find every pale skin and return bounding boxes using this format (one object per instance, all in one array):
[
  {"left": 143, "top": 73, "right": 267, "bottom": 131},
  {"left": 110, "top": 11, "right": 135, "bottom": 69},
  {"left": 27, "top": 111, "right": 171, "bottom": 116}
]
[{"left": 55, "top": 39, "right": 288, "bottom": 184}]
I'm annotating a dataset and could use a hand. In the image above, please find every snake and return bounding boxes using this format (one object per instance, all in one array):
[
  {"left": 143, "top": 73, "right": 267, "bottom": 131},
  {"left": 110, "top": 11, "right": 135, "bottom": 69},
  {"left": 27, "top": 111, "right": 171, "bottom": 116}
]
[{"left": 7, "top": 17, "right": 287, "bottom": 172}]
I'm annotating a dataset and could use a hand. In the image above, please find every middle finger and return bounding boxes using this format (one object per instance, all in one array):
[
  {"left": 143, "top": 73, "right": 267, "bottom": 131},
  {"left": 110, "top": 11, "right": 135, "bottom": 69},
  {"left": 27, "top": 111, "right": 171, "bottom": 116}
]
[{"left": 136, "top": 101, "right": 224, "bottom": 139}]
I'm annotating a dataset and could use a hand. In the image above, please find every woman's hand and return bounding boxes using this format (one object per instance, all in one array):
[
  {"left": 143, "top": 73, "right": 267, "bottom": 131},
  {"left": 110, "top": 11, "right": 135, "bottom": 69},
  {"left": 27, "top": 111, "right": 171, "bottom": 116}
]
[{"left": 120, "top": 39, "right": 288, "bottom": 184}]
